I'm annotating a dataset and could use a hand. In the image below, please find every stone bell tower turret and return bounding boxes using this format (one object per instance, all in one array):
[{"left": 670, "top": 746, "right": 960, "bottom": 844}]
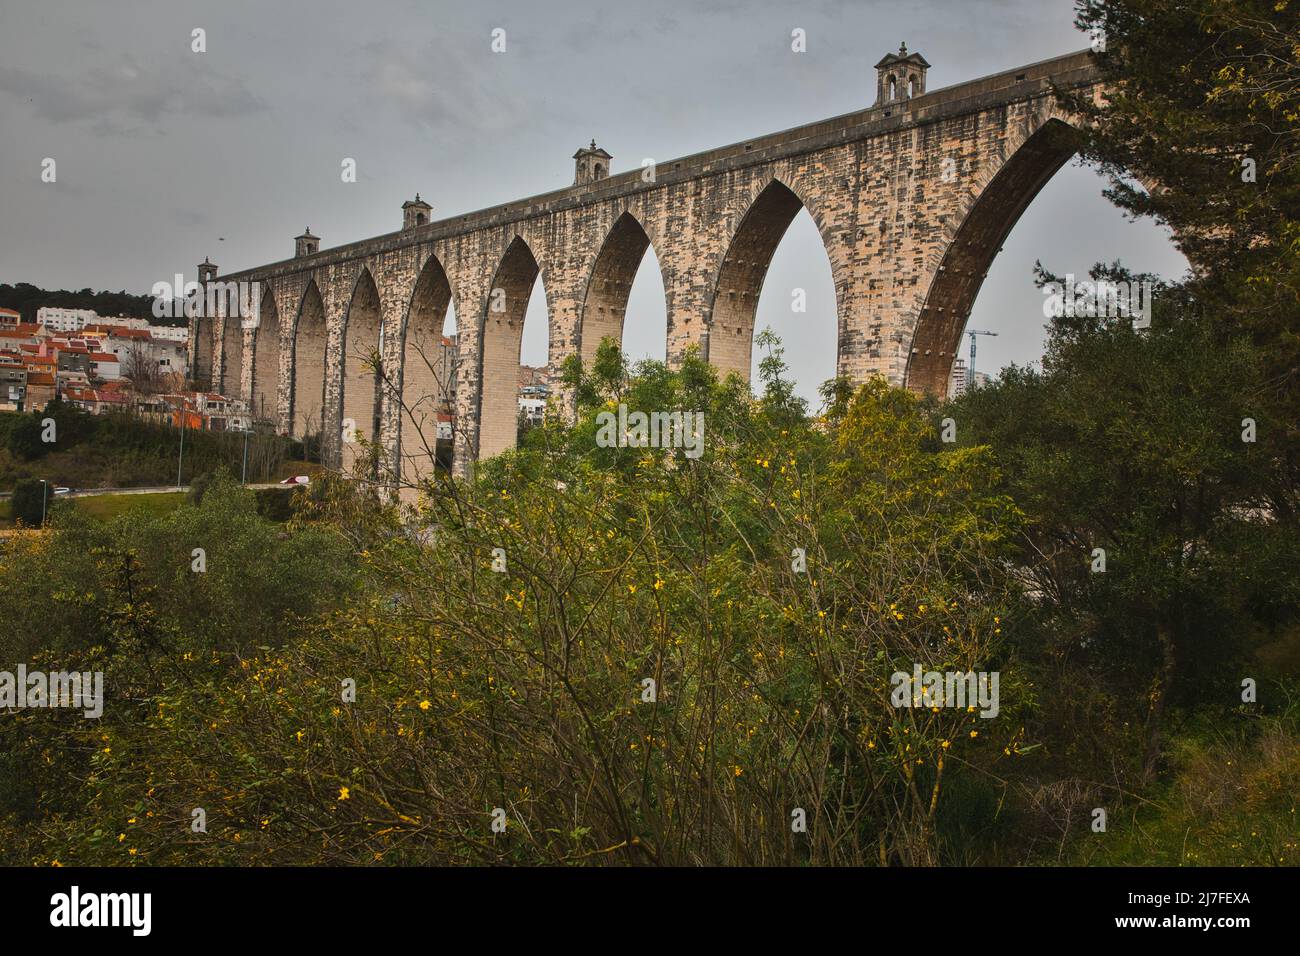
[
  {"left": 573, "top": 140, "right": 612, "bottom": 185},
  {"left": 295, "top": 228, "right": 320, "bottom": 258},
  {"left": 875, "top": 42, "right": 930, "bottom": 106}
]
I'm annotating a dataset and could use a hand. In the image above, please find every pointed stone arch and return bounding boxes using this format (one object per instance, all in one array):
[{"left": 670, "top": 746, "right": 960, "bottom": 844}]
[
  {"left": 477, "top": 235, "right": 543, "bottom": 461},
  {"left": 578, "top": 210, "right": 665, "bottom": 367},
  {"left": 291, "top": 280, "right": 327, "bottom": 440},
  {"left": 706, "top": 177, "right": 839, "bottom": 383},
  {"left": 218, "top": 303, "right": 243, "bottom": 398},
  {"left": 394, "top": 252, "right": 456, "bottom": 493},
  {"left": 192, "top": 313, "right": 215, "bottom": 391},
  {"left": 905, "top": 117, "right": 1080, "bottom": 396},
  {"left": 250, "top": 284, "right": 280, "bottom": 425},
  {"left": 339, "top": 267, "right": 384, "bottom": 474}
]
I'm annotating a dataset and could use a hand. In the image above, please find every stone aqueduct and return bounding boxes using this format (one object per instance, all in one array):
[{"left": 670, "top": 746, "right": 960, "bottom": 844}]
[{"left": 189, "top": 47, "right": 1104, "bottom": 482}]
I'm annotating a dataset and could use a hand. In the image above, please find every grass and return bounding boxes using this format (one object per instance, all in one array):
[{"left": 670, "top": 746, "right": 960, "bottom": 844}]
[
  {"left": 3, "top": 491, "right": 189, "bottom": 528},
  {"left": 1062, "top": 715, "right": 1300, "bottom": 866},
  {"left": 70, "top": 491, "right": 189, "bottom": 522},
  {"left": 4, "top": 484, "right": 302, "bottom": 529}
]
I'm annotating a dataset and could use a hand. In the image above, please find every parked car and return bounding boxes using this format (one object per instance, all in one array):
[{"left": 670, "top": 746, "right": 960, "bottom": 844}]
[{"left": 279, "top": 475, "right": 311, "bottom": 486}]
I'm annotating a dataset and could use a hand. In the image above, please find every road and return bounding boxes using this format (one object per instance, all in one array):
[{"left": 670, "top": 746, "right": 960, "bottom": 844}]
[{"left": 0, "top": 483, "right": 287, "bottom": 500}]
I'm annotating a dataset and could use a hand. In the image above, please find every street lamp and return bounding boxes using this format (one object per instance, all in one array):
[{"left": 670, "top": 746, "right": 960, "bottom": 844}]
[{"left": 176, "top": 402, "right": 187, "bottom": 490}]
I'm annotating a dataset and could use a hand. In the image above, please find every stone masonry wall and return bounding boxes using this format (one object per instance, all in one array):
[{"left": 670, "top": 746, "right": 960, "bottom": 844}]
[{"left": 197, "top": 51, "right": 1103, "bottom": 480}]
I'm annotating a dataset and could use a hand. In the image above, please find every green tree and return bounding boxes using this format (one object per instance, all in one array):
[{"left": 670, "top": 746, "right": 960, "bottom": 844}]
[
  {"left": 9, "top": 478, "right": 47, "bottom": 527},
  {"left": 1068, "top": 0, "right": 1300, "bottom": 393},
  {"left": 952, "top": 279, "right": 1299, "bottom": 782}
]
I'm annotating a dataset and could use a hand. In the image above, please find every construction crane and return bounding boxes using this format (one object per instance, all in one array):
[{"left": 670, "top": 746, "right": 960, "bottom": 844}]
[{"left": 965, "top": 329, "right": 998, "bottom": 383}]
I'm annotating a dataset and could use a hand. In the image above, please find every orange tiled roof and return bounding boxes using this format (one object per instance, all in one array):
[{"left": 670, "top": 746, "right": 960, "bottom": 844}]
[{"left": 84, "top": 324, "right": 151, "bottom": 340}]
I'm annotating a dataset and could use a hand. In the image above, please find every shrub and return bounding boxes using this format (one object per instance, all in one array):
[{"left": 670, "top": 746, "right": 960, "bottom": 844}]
[
  {"left": 9, "top": 478, "right": 47, "bottom": 527},
  {"left": 188, "top": 471, "right": 213, "bottom": 506},
  {"left": 253, "top": 486, "right": 294, "bottom": 522}
]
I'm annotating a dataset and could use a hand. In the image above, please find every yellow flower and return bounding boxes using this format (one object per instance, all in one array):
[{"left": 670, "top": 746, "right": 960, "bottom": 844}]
[
  {"left": 419, "top": 700, "right": 431, "bottom": 711},
  {"left": 338, "top": 787, "right": 351, "bottom": 801},
  {"left": 128, "top": 848, "right": 137, "bottom": 856},
  {"left": 970, "top": 730, "right": 979, "bottom": 738},
  {"left": 628, "top": 584, "right": 637, "bottom": 594},
  {"left": 733, "top": 765, "right": 743, "bottom": 777}
]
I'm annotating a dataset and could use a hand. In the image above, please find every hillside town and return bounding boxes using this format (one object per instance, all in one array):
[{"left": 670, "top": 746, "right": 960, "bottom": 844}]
[
  {"left": 0, "top": 304, "right": 252, "bottom": 431},
  {"left": 1, "top": 303, "right": 553, "bottom": 438}
]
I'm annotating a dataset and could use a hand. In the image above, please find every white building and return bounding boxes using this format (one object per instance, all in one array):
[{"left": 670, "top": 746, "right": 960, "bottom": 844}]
[
  {"left": 948, "top": 359, "right": 969, "bottom": 398},
  {"left": 100, "top": 315, "right": 151, "bottom": 330},
  {"left": 89, "top": 351, "right": 122, "bottom": 380},
  {"left": 101, "top": 317, "right": 184, "bottom": 342},
  {"left": 519, "top": 396, "right": 546, "bottom": 424},
  {"left": 147, "top": 324, "right": 188, "bottom": 343},
  {"left": 36, "top": 307, "right": 99, "bottom": 333},
  {"left": 949, "top": 359, "right": 992, "bottom": 397},
  {"left": 87, "top": 326, "right": 189, "bottom": 378},
  {"left": 196, "top": 393, "right": 251, "bottom": 431}
]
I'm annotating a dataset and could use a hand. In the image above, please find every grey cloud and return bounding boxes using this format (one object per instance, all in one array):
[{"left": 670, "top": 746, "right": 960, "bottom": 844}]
[
  {"left": 0, "top": 55, "right": 266, "bottom": 133},
  {"left": 355, "top": 37, "right": 540, "bottom": 137}
]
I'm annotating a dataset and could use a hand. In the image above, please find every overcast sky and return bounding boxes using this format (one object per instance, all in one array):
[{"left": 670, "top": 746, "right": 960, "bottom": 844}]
[{"left": 0, "top": 0, "right": 1186, "bottom": 402}]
